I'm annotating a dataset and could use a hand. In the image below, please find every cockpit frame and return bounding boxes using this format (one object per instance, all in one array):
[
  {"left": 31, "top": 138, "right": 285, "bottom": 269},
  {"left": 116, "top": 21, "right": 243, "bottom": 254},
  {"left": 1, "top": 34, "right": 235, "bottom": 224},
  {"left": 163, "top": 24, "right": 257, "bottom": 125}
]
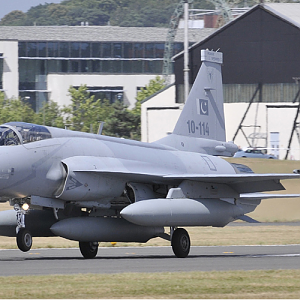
[{"left": 0, "top": 122, "right": 52, "bottom": 146}]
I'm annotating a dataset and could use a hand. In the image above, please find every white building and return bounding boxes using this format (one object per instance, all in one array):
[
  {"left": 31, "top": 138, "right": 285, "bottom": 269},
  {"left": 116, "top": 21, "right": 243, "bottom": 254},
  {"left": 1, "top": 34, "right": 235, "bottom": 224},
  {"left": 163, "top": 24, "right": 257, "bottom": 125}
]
[{"left": 0, "top": 26, "right": 214, "bottom": 111}]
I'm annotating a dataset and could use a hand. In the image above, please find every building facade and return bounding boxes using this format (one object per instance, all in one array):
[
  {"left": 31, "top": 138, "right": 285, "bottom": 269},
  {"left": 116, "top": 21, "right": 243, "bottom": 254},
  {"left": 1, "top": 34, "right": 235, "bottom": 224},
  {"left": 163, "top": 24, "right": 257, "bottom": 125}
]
[{"left": 0, "top": 26, "right": 214, "bottom": 111}]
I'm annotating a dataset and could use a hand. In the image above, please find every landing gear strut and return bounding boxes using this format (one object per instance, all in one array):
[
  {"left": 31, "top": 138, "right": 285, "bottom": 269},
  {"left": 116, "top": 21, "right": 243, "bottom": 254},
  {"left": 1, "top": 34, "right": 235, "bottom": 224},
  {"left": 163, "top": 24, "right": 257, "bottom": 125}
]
[
  {"left": 171, "top": 228, "right": 190, "bottom": 258},
  {"left": 15, "top": 204, "right": 32, "bottom": 252},
  {"left": 79, "top": 241, "right": 99, "bottom": 259}
]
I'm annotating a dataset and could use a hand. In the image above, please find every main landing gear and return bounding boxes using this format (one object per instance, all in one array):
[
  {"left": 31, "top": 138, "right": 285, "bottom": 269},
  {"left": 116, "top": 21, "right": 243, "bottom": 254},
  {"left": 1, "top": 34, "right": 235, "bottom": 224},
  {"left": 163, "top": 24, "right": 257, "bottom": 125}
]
[
  {"left": 79, "top": 241, "right": 99, "bottom": 259},
  {"left": 171, "top": 228, "right": 191, "bottom": 258},
  {"left": 78, "top": 228, "right": 191, "bottom": 259}
]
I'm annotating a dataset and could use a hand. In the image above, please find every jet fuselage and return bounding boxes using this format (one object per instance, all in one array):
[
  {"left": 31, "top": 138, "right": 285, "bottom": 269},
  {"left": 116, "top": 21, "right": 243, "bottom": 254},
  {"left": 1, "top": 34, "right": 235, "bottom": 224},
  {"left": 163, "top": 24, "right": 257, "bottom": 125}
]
[{"left": 0, "top": 134, "right": 236, "bottom": 202}]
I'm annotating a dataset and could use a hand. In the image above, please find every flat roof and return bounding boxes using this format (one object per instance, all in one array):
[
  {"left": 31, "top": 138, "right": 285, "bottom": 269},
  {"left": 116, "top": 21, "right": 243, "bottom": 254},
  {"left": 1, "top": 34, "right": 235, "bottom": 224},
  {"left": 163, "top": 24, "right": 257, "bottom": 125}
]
[{"left": 0, "top": 26, "right": 215, "bottom": 43}]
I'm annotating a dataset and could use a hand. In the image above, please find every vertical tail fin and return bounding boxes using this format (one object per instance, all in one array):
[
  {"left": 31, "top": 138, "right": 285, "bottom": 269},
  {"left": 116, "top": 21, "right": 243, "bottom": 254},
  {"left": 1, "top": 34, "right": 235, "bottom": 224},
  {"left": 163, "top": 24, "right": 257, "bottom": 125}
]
[
  {"left": 156, "top": 50, "right": 238, "bottom": 157},
  {"left": 173, "top": 50, "right": 225, "bottom": 141}
]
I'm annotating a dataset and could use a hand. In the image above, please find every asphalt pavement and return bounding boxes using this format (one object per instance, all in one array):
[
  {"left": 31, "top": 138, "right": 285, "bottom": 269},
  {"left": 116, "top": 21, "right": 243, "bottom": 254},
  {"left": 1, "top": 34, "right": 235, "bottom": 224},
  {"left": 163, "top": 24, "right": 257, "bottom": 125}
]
[{"left": 1, "top": 245, "right": 300, "bottom": 276}]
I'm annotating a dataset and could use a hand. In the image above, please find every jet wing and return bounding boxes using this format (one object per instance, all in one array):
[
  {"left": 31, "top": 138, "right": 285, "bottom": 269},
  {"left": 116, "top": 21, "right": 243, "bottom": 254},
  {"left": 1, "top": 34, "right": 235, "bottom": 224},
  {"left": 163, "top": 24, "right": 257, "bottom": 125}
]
[
  {"left": 163, "top": 173, "right": 300, "bottom": 193},
  {"left": 163, "top": 173, "right": 300, "bottom": 182},
  {"left": 239, "top": 193, "right": 300, "bottom": 200},
  {"left": 63, "top": 156, "right": 300, "bottom": 193}
]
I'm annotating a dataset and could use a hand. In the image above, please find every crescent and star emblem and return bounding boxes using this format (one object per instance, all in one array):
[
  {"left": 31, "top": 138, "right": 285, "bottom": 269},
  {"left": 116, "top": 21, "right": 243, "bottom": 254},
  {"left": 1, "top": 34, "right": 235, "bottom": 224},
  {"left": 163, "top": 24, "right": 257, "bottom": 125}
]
[{"left": 199, "top": 99, "right": 209, "bottom": 115}]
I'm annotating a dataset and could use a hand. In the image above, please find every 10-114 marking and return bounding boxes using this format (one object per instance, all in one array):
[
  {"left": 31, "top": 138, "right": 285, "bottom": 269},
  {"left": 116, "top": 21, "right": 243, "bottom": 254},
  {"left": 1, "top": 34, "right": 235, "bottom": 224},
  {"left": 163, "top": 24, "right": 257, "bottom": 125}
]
[{"left": 187, "top": 120, "right": 209, "bottom": 136}]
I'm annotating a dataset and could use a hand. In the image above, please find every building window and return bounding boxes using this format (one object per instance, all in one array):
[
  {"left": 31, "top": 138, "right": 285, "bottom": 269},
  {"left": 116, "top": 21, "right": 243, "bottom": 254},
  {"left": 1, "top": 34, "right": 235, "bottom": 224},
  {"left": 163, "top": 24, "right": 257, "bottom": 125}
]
[
  {"left": 70, "top": 60, "right": 79, "bottom": 72},
  {"left": 76, "top": 86, "right": 124, "bottom": 104},
  {"left": 81, "top": 42, "right": 91, "bottom": 58},
  {"left": 19, "top": 59, "right": 37, "bottom": 89},
  {"left": 61, "top": 60, "right": 68, "bottom": 72},
  {"left": 132, "top": 60, "right": 143, "bottom": 73},
  {"left": 145, "top": 43, "right": 155, "bottom": 58},
  {"left": 123, "top": 60, "right": 132, "bottom": 73},
  {"left": 59, "top": 42, "right": 69, "bottom": 58},
  {"left": 113, "top": 43, "right": 122, "bottom": 58},
  {"left": 111, "top": 60, "right": 122, "bottom": 73},
  {"left": 48, "top": 60, "right": 59, "bottom": 73},
  {"left": 102, "top": 43, "right": 112, "bottom": 58},
  {"left": 27, "top": 42, "right": 37, "bottom": 57},
  {"left": 144, "top": 60, "right": 162, "bottom": 74},
  {"left": 133, "top": 43, "right": 143, "bottom": 58},
  {"left": 18, "top": 42, "right": 27, "bottom": 57},
  {"left": 124, "top": 43, "right": 133, "bottom": 58},
  {"left": 80, "top": 60, "right": 91, "bottom": 72},
  {"left": 91, "top": 43, "right": 101, "bottom": 58},
  {"left": 37, "top": 42, "right": 47, "bottom": 57},
  {"left": 155, "top": 43, "right": 165, "bottom": 58},
  {"left": 20, "top": 91, "right": 48, "bottom": 113},
  {"left": 70, "top": 42, "right": 80, "bottom": 58},
  {"left": 48, "top": 42, "right": 59, "bottom": 57},
  {"left": 91, "top": 60, "right": 101, "bottom": 72}
]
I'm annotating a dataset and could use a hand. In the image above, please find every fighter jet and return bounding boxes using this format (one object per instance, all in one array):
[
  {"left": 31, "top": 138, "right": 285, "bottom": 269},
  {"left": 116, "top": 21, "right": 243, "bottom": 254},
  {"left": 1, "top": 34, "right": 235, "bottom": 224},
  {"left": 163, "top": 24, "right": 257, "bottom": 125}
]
[{"left": 0, "top": 49, "right": 299, "bottom": 259}]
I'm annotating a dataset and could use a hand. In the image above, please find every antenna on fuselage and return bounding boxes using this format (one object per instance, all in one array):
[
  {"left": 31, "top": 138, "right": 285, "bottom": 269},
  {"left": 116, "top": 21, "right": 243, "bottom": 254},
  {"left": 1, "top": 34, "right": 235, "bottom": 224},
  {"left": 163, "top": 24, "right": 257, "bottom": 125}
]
[{"left": 97, "top": 121, "right": 105, "bottom": 135}]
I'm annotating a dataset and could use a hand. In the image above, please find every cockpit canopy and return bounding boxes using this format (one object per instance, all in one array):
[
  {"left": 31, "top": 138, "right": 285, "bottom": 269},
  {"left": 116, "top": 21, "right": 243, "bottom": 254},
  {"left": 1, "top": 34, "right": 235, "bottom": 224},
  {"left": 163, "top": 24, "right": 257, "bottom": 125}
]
[{"left": 0, "top": 122, "right": 52, "bottom": 146}]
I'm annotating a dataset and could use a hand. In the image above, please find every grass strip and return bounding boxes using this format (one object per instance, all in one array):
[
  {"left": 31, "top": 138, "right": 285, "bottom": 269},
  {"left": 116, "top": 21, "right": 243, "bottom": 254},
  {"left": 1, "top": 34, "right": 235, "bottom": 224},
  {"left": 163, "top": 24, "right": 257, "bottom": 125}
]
[{"left": 1, "top": 270, "right": 300, "bottom": 299}]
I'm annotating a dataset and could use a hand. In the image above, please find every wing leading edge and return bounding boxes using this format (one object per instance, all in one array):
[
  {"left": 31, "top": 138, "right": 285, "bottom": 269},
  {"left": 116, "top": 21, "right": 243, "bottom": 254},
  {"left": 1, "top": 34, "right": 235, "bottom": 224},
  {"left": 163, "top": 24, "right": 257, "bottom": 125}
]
[{"left": 73, "top": 168, "right": 300, "bottom": 194}]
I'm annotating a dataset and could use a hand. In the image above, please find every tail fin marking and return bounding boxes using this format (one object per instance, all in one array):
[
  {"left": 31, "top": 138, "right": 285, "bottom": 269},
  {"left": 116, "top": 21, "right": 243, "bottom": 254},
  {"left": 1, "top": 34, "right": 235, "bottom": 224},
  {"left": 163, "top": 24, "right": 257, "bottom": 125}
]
[{"left": 173, "top": 50, "right": 225, "bottom": 142}]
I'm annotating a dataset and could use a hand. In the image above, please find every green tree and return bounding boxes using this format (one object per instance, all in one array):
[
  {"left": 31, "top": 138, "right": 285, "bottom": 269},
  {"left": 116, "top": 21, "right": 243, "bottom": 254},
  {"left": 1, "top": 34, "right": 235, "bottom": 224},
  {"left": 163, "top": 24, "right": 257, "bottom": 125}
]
[
  {"left": 35, "top": 101, "right": 65, "bottom": 128},
  {"left": 66, "top": 85, "right": 113, "bottom": 133},
  {"left": 104, "top": 101, "right": 140, "bottom": 140},
  {"left": 133, "top": 76, "right": 166, "bottom": 115},
  {"left": 0, "top": 10, "right": 26, "bottom": 26},
  {"left": 0, "top": 0, "right": 215, "bottom": 27},
  {"left": 0, "top": 93, "right": 36, "bottom": 124}
]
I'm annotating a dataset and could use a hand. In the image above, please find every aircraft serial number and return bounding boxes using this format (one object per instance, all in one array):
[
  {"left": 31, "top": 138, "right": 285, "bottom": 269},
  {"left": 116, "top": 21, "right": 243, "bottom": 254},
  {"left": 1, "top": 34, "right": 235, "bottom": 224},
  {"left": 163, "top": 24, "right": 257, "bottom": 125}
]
[{"left": 187, "top": 120, "right": 209, "bottom": 136}]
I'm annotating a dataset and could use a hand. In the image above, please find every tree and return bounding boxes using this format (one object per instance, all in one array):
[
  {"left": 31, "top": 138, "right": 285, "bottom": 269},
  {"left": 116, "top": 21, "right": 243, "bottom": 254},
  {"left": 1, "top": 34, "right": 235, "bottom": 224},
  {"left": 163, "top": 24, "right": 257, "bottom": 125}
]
[
  {"left": 0, "top": 93, "right": 36, "bottom": 124},
  {"left": 35, "top": 101, "right": 65, "bottom": 128},
  {"left": 66, "top": 85, "right": 114, "bottom": 133},
  {"left": 0, "top": 0, "right": 214, "bottom": 27},
  {"left": 133, "top": 76, "right": 166, "bottom": 115},
  {"left": 0, "top": 10, "right": 26, "bottom": 26},
  {"left": 104, "top": 101, "right": 140, "bottom": 140}
]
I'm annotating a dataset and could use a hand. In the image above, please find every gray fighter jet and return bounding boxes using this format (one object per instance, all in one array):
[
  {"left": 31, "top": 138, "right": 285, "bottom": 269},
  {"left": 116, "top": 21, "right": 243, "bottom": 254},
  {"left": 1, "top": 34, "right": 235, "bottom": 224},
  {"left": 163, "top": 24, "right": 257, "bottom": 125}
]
[{"left": 0, "top": 50, "right": 299, "bottom": 259}]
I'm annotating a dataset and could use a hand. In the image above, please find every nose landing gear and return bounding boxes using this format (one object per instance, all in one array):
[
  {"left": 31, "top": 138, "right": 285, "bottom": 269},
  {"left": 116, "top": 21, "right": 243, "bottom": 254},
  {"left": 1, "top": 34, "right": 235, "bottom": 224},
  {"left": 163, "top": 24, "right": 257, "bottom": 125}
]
[
  {"left": 15, "top": 204, "right": 32, "bottom": 252},
  {"left": 17, "top": 228, "right": 32, "bottom": 252}
]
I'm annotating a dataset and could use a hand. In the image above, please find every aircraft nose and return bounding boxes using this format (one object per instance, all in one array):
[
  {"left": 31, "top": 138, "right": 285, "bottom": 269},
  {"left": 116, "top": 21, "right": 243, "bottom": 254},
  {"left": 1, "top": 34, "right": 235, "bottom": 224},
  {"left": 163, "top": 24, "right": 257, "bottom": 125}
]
[
  {"left": 0, "top": 167, "right": 15, "bottom": 197},
  {"left": 0, "top": 168, "right": 15, "bottom": 179}
]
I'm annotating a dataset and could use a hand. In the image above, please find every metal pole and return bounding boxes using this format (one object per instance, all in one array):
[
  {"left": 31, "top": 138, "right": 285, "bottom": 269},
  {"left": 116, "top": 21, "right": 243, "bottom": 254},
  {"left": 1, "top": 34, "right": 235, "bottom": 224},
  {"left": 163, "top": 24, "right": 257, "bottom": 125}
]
[{"left": 184, "top": 0, "right": 189, "bottom": 103}]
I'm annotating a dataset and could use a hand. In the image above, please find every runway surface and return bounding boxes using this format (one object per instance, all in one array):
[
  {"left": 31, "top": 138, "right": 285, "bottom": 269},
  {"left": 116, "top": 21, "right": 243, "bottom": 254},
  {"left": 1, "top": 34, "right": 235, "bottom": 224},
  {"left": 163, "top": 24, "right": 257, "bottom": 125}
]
[{"left": 1, "top": 245, "right": 300, "bottom": 276}]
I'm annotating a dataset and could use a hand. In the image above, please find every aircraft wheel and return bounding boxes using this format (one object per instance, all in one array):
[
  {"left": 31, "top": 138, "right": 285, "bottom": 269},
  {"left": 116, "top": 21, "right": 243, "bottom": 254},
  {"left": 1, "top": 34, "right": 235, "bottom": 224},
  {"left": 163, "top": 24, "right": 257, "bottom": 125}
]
[
  {"left": 171, "top": 228, "right": 190, "bottom": 258},
  {"left": 79, "top": 241, "right": 99, "bottom": 259},
  {"left": 16, "top": 229, "right": 32, "bottom": 252}
]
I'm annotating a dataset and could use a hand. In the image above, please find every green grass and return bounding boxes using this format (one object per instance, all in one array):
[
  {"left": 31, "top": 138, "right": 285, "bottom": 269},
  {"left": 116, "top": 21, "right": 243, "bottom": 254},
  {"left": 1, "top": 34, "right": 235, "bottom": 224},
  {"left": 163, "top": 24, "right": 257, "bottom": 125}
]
[{"left": 1, "top": 270, "right": 300, "bottom": 299}]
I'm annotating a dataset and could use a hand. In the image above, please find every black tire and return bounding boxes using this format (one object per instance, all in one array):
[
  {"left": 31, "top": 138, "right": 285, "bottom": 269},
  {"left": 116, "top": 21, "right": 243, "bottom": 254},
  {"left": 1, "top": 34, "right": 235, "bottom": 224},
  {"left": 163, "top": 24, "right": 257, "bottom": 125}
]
[
  {"left": 16, "top": 229, "right": 32, "bottom": 252},
  {"left": 171, "top": 228, "right": 190, "bottom": 258},
  {"left": 79, "top": 241, "right": 99, "bottom": 259}
]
